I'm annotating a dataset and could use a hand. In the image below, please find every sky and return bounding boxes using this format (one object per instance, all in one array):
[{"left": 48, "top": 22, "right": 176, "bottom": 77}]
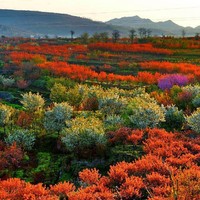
[{"left": 0, "top": 0, "right": 200, "bottom": 28}]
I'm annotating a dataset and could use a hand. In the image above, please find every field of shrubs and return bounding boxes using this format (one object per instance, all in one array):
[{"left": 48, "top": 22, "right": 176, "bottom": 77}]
[{"left": 0, "top": 36, "right": 200, "bottom": 199}]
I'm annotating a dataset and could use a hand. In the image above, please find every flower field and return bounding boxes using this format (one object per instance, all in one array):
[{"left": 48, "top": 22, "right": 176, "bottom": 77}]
[{"left": 0, "top": 36, "right": 200, "bottom": 199}]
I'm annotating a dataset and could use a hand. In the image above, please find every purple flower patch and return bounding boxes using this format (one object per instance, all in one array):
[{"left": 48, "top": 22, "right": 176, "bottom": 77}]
[{"left": 158, "top": 74, "right": 189, "bottom": 90}]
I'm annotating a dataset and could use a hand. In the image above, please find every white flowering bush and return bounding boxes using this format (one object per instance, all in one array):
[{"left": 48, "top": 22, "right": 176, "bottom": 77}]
[
  {"left": 124, "top": 95, "right": 165, "bottom": 129},
  {"left": 5, "top": 129, "right": 36, "bottom": 150},
  {"left": 0, "top": 104, "right": 14, "bottom": 131},
  {"left": 66, "top": 84, "right": 89, "bottom": 107},
  {"left": 104, "top": 114, "right": 124, "bottom": 131},
  {"left": 182, "top": 84, "right": 200, "bottom": 97},
  {"left": 50, "top": 83, "right": 67, "bottom": 103},
  {"left": 61, "top": 116, "right": 106, "bottom": 152},
  {"left": 192, "top": 94, "right": 200, "bottom": 108},
  {"left": 97, "top": 88, "right": 126, "bottom": 115},
  {"left": 20, "top": 92, "right": 45, "bottom": 112},
  {"left": 0, "top": 75, "right": 4, "bottom": 83},
  {"left": 98, "top": 96, "right": 124, "bottom": 115},
  {"left": 1, "top": 77, "right": 15, "bottom": 87},
  {"left": 187, "top": 108, "right": 200, "bottom": 133},
  {"left": 44, "top": 102, "right": 73, "bottom": 134}
]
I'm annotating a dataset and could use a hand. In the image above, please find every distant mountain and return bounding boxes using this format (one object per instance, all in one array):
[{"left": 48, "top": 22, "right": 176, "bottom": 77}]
[
  {"left": 0, "top": 9, "right": 119, "bottom": 37},
  {"left": 106, "top": 16, "right": 200, "bottom": 36},
  {"left": 0, "top": 10, "right": 199, "bottom": 37}
]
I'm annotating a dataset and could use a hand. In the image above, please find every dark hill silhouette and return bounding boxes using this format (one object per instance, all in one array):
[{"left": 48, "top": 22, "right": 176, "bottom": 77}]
[
  {"left": 0, "top": 9, "right": 199, "bottom": 37},
  {"left": 0, "top": 9, "right": 117, "bottom": 37}
]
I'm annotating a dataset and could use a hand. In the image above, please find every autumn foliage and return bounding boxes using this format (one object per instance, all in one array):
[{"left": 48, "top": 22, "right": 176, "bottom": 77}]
[
  {"left": 88, "top": 42, "right": 173, "bottom": 55},
  {"left": 38, "top": 61, "right": 136, "bottom": 82},
  {"left": 140, "top": 61, "right": 200, "bottom": 80},
  {"left": 1, "top": 37, "right": 200, "bottom": 200}
]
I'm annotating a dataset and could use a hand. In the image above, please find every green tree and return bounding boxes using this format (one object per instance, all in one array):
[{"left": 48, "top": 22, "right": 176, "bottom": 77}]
[
  {"left": 70, "top": 30, "right": 75, "bottom": 40},
  {"left": 112, "top": 30, "right": 120, "bottom": 43},
  {"left": 5, "top": 129, "right": 36, "bottom": 151},
  {"left": 91, "top": 32, "right": 101, "bottom": 43},
  {"left": 147, "top": 29, "right": 152, "bottom": 37},
  {"left": 138, "top": 28, "right": 147, "bottom": 38},
  {"left": 99, "top": 32, "right": 109, "bottom": 42},
  {"left": 181, "top": 29, "right": 186, "bottom": 38},
  {"left": 80, "top": 32, "right": 89, "bottom": 44},
  {"left": 129, "top": 29, "right": 136, "bottom": 43}
]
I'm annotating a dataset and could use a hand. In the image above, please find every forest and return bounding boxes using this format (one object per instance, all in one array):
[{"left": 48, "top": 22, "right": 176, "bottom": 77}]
[{"left": 0, "top": 35, "right": 200, "bottom": 199}]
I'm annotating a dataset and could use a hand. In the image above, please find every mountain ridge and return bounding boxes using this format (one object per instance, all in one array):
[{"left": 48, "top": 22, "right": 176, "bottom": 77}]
[{"left": 0, "top": 9, "right": 199, "bottom": 37}]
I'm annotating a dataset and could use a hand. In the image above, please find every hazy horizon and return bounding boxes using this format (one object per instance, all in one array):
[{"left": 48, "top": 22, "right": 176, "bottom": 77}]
[{"left": 0, "top": 0, "right": 200, "bottom": 28}]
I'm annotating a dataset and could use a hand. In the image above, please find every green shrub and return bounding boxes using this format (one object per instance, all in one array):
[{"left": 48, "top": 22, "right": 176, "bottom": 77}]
[
  {"left": 162, "top": 105, "right": 185, "bottom": 131},
  {"left": 44, "top": 102, "right": 73, "bottom": 134},
  {"left": 187, "top": 108, "right": 200, "bottom": 134},
  {"left": 192, "top": 94, "right": 200, "bottom": 108},
  {"left": 0, "top": 103, "right": 14, "bottom": 133},
  {"left": 1, "top": 77, "right": 15, "bottom": 88},
  {"left": 0, "top": 91, "right": 15, "bottom": 102},
  {"left": 20, "top": 92, "right": 45, "bottom": 112},
  {"left": 46, "top": 77, "right": 75, "bottom": 90},
  {"left": 104, "top": 115, "right": 124, "bottom": 131},
  {"left": 5, "top": 129, "right": 36, "bottom": 150},
  {"left": 66, "top": 85, "right": 88, "bottom": 108},
  {"left": 50, "top": 83, "right": 67, "bottom": 103},
  {"left": 123, "top": 95, "right": 165, "bottom": 129}
]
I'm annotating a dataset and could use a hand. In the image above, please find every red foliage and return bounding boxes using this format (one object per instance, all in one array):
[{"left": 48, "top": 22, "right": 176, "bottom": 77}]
[
  {"left": 88, "top": 42, "right": 173, "bottom": 55},
  {"left": 10, "top": 51, "right": 46, "bottom": 65},
  {"left": 16, "top": 111, "right": 33, "bottom": 128},
  {"left": 18, "top": 43, "right": 87, "bottom": 57},
  {"left": 118, "top": 61, "right": 130, "bottom": 69},
  {"left": 171, "top": 166, "right": 200, "bottom": 199},
  {"left": 143, "top": 129, "right": 199, "bottom": 168},
  {"left": 50, "top": 181, "right": 75, "bottom": 198},
  {"left": 107, "top": 127, "right": 132, "bottom": 144},
  {"left": 79, "top": 168, "right": 101, "bottom": 185},
  {"left": 150, "top": 91, "right": 173, "bottom": 106},
  {"left": 153, "top": 37, "right": 200, "bottom": 49},
  {"left": 0, "top": 142, "right": 24, "bottom": 172},
  {"left": 75, "top": 54, "right": 88, "bottom": 60},
  {"left": 81, "top": 97, "right": 99, "bottom": 111},
  {"left": 135, "top": 71, "right": 163, "bottom": 84},
  {"left": 108, "top": 127, "right": 143, "bottom": 145},
  {"left": 37, "top": 61, "right": 136, "bottom": 83},
  {"left": 69, "top": 184, "right": 114, "bottom": 200},
  {"left": 0, "top": 178, "right": 57, "bottom": 200},
  {"left": 127, "top": 130, "right": 144, "bottom": 145},
  {"left": 146, "top": 172, "right": 171, "bottom": 188},
  {"left": 0, "top": 128, "right": 199, "bottom": 199},
  {"left": 119, "top": 176, "right": 145, "bottom": 199},
  {"left": 108, "top": 161, "right": 129, "bottom": 185},
  {"left": 140, "top": 61, "right": 200, "bottom": 80},
  {"left": 16, "top": 79, "right": 29, "bottom": 89}
]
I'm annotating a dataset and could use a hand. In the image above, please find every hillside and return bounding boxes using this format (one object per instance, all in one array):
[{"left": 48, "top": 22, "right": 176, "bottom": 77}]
[{"left": 0, "top": 9, "right": 117, "bottom": 37}]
